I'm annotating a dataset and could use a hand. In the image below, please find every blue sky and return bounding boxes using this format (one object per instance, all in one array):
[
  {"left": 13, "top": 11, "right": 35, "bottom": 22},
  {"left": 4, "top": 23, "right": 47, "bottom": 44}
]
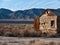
[{"left": 0, "top": 0, "right": 60, "bottom": 11}]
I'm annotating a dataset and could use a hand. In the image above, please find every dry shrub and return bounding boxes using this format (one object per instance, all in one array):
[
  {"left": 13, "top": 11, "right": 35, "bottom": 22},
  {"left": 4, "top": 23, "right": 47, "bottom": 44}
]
[
  {"left": 24, "top": 30, "right": 42, "bottom": 37},
  {"left": 0, "top": 24, "right": 44, "bottom": 37},
  {"left": 17, "top": 30, "right": 24, "bottom": 37},
  {"left": 29, "top": 40, "right": 45, "bottom": 45},
  {"left": 49, "top": 41, "right": 56, "bottom": 45},
  {"left": 35, "top": 30, "right": 42, "bottom": 37},
  {"left": 2, "top": 43, "right": 7, "bottom": 45},
  {"left": 57, "top": 43, "right": 60, "bottom": 45},
  {"left": 4, "top": 32, "right": 14, "bottom": 37},
  {"left": 24, "top": 30, "right": 37, "bottom": 37},
  {"left": 24, "top": 30, "right": 31, "bottom": 37},
  {"left": 29, "top": 40, "right": 35, "bottom": 44}
]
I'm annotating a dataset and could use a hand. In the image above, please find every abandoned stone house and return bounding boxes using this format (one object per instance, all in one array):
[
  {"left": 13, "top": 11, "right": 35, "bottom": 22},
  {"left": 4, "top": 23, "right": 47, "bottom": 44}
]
[{"left": 34, "top": 9, "right": 60, "bottom": 36}]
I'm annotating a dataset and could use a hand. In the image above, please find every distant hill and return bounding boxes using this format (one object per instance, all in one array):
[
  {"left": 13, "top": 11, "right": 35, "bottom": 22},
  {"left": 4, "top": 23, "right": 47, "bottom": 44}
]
[
  {"left": 0, "top": 8, "right": 13, "bottom": 19},
  {"left": 0, "top": 8, "right": 60, "bottom": 19}
]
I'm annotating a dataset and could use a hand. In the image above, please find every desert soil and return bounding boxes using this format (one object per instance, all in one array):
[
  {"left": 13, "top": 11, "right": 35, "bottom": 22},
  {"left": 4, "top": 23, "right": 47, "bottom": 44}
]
[{"left": 0, "top": 36, "right": 60, "bottom": 45}]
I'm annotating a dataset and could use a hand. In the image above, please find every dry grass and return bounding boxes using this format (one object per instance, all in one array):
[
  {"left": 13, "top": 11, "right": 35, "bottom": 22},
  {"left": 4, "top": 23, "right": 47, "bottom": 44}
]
[
  {"left": 49, "top": 41, "right": 56, "bottom": 45},
  {"left": 0, "top": 36, "right": 59, "bottom": 45},
  {"left": 0, "top": 24, "right": 58, "bottom": 37},
  {"left": 29, "top": 41, "right": 59, "bottom": 45},
  {"left": 0, "top": 24, "right": 43, "bottom": 37},
  {"left": 0, "top": 24, "right": 34, "bottom": 37}
]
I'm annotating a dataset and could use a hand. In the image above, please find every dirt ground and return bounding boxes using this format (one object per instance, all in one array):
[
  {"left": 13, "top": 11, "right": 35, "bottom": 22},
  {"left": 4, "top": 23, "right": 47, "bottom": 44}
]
[{"left": 0, "top": 36, "right": 60, "bottom": 45}]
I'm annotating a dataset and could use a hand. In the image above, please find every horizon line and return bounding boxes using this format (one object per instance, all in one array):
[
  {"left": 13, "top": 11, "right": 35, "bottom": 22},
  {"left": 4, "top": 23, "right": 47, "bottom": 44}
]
[{"left": 0, "top": 8, "right": 60, "bottom": 11}]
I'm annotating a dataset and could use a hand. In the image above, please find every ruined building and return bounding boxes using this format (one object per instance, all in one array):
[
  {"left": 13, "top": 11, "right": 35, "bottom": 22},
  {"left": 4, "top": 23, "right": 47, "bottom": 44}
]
[{"left": 34, "top": 9, "right": 60, "bottom": 36}]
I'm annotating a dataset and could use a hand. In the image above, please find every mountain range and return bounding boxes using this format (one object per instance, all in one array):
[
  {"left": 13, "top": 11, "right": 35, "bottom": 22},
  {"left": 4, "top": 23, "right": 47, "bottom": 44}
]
[{"left": 0, "top": 8, "right": 60, "bottom": 19}]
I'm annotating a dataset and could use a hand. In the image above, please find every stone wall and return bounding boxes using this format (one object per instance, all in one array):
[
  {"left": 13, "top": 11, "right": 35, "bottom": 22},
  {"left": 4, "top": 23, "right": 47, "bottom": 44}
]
[{"left": 39, "top": 12, "right": 57, "bottom": 36}]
